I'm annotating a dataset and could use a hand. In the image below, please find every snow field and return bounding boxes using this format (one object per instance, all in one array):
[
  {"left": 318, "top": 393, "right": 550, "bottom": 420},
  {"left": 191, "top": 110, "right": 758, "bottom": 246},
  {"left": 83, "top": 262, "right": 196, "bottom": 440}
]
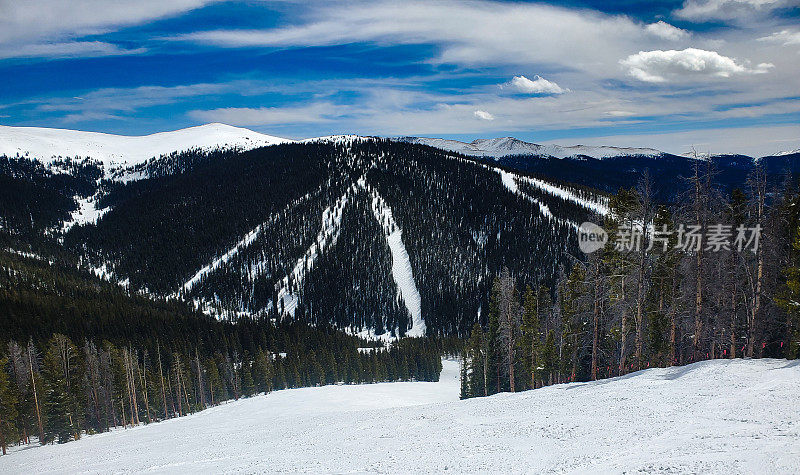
[
  {"left": 2, "top": 358, "right": 799, "bottom": 473},
  {"left": 0, "top": 123, "right": 289, "bottom": 168}
]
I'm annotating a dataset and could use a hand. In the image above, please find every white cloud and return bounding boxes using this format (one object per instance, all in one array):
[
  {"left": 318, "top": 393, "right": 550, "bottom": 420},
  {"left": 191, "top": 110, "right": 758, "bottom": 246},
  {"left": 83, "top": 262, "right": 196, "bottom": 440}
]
[
  {"left": 36, "top": 83, "right": 242, "bottom": 115},
  {"left": 0, "top": 0, "right": 217, "bottom": 58},
  {"left": 473, "top": 110, "right": 494, "bottom": 120},
  {"left": 758, "top": 29, "right": 800, "bottom": 45},
  {"left": 621, "top": 48, "right": 773, "bottom": 82},
  {"left": 645, "top": 21, "right": 690, "bottom": 41},
  {"left": 508, "top": 75, "right": 567, "bottom": 95},
  {"left": 674, "top": 0, "right": 795, "bottom": 21}
]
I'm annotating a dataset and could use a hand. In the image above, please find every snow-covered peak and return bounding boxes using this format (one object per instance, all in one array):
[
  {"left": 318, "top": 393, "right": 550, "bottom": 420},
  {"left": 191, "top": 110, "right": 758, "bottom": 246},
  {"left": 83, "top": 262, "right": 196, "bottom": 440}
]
[
  {"left": 0, "top": 123, "right": 291, "bottom": 167},
  {"left": 773, "top": 148, "right": 800, "bottom": 157},
  {"left": 396, "top": 136, "right": 663, "bottom": 159},
  {"left": 302, "top": 134, "right": 374, "bottom": 145}
]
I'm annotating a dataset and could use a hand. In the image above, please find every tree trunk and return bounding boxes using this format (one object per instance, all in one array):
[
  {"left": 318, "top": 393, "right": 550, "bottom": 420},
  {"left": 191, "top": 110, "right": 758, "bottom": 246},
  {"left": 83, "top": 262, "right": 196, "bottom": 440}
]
[
  {"left": 730, "top": 283, "right": 737, "bottom": 359},
  {"left": 1, "top": 411, "right": 6, "bottom": 455},
  {"left": 28, "top": 351, "right": 43, "bottom": 444},
  {"left": 591, "top": 261, "right": 600, "bottom": 380},
  {"left": 195, "top": 349, "right": 206, "bottom": 408},
  {"left": 157, "top": 342, "right": 168, "bottom": 419},
  {"left": 748, "top": 243, "right": 763, "bottom": 357},
  {"left": 619, "top": 311, "right": 628, "bottom": 375},
  {"left": 138, "top": 359, "right": 151, "bottom": 424}
]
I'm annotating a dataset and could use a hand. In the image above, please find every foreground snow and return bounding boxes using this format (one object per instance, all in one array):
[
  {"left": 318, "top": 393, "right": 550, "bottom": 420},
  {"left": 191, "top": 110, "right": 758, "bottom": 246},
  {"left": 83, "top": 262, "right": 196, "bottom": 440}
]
[{"left": 3, "top": 359, "right": 800, "bottom": 473}]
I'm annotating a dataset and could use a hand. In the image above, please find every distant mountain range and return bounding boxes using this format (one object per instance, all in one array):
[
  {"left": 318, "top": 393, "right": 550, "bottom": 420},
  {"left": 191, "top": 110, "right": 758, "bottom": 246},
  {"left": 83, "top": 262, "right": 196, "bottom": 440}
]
[
  {"left": 396, "top": 136, "right": 664, "bottom": 159},
  {"left": 4, "top": 123, "right": 794, "bottom": 173}
]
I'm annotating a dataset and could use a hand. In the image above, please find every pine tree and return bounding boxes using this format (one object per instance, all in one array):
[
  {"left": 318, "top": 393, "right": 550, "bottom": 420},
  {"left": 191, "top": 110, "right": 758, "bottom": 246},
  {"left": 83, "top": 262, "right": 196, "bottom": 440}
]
[
  {"left": 42, "top": 335, "right": 81, "bottom": 443},
  {"left": 466, "top": 323, "right": 486, "bottom": 398},
  {"left": 520, "top": 286, "right": 541, "bottom": 389},
  {"left": 0, "top": 356, "right": 19, "bottom": 455}
]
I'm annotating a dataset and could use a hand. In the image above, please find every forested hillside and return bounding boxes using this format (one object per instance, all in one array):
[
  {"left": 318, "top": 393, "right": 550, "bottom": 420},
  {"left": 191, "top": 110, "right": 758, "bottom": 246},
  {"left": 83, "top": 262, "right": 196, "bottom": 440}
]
[
  {"left": 47, "top": 140, "right": 595, "bottom": 337},
  {"left": 461, "top": 162, "right": 800, "bottom": 398}
]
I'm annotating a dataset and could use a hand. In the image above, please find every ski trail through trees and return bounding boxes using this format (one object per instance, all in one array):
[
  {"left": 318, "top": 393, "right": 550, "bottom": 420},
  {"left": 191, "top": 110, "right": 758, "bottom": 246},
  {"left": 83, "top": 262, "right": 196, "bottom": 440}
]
[
  {"left": 275, "top": 185, "right": 355, "bottom": 317},
  {"left": 359, "top": 178, "right": 425, "bottom": 337},
  {"left": 496, "top": 168, "right": 609, "bottom": 231},
  {"left": 179, "top": 188, "right": 321, "bottom": 296}
]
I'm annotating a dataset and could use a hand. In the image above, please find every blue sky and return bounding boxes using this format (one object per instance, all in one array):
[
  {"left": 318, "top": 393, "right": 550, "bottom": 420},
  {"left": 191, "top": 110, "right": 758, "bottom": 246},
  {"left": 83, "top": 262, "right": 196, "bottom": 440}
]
[{"left": 0, "top": 0, "right": 798, "bottom": 156}]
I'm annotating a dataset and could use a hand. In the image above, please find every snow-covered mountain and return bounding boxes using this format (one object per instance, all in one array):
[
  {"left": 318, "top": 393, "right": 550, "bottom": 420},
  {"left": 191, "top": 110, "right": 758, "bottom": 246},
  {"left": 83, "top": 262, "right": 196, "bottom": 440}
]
[
  {"left": 396, "top": 136, "right": 664, "bottom": 159},
  {"left": 0, "top": 123, "right": 669, "bottom": 166},
  {"left": 0, "top": 123, "right": 290, "bottom": 167},
  {"left": 774, "top": 148, "right": 800, "bottom": 157}
]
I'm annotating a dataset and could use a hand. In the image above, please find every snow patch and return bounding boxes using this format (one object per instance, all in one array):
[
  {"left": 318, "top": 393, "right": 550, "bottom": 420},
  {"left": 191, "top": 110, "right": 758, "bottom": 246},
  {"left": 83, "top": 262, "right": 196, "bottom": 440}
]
[{"left": 62, "top": 194, "right": 109, "bottom": 232}]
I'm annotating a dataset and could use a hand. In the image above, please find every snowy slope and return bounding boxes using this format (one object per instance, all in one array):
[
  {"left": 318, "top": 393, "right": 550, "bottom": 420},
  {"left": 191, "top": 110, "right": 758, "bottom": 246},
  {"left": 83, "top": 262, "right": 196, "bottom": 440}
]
[
  {"left": 179, "top": 190, "right": 319, "bottom": 297},
  {"left": 362, "top": 179, "right": 425, "bottom": 337},
  {"left": 499, "top": 169, "right": 556, "bottom": 222},
  {"left": 4, "top": 359, "right": 799, "bottom": 473},
  {"left": 276, "top": 186, "right": 354, "bottom": 317},
  {"left": 398, "top": 136, "right": 663, "bottom": 159},
  {"left": 61, "top": 195, "right": 109, "bottom": 232},
  {"left": 0, "top": 123, "right": 290, "bottom": 167},
  {"left": 497, "top": 166, "right": 608, "bottom": 231},
  {"left": 773, "top": 148, "right": 800, "bottom": 157}
]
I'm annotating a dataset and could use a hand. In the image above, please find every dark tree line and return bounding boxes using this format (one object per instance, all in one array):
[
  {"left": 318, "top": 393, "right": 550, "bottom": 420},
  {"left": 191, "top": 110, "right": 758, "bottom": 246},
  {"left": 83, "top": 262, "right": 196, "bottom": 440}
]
[
  {"left": 0, "top": 249, "right": 444, "bottom": 453},
  {"left": 461, "top": 163, "right": 800, "bottom": 399},
  {"left": 0, "top": 333, "right": 442, "bottom": 451}
]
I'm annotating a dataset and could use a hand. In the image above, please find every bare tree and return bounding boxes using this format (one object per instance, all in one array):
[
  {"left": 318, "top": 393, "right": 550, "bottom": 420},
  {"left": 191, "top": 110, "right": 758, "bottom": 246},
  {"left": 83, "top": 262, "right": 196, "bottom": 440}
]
[
  {"left": 746, "top": 165, "right": 767, "bottom": 357},
  {"left": 495, "top": 268, "right": 520, "bottom": 392},
  {"left": 633, "top": 172, "right": 655, "bottom": 369}
]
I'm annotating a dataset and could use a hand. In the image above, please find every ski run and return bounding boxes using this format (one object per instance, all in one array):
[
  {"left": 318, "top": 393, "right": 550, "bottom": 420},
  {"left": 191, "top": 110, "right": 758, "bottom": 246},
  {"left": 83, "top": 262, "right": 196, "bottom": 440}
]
[
  {"left": 361, "top": 178, "right": 425, "bottom": 337},
  {"left": 496, "top": 167, "right": 609, "bottom": 230},
  {"left": 173, "top": 175, "right": 425, "bottom": 336},
  {"left": 3, "top": 358, "right": 799, "bottom": 473},
  {"left": 179, "top": 189, "right": 320, "bottom": 297},
  {"left": 276, "top": 186, "right": 353, "bottom": 317},
  {"left": 272, "top": 177, "right": 424, "bottom": 337}
]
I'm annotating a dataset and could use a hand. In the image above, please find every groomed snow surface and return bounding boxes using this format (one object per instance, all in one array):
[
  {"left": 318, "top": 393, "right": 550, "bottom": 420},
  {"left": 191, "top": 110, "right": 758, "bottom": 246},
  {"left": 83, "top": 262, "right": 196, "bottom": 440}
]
[{"left": 3, "top": 358, "right": 800, "bottom": 473}]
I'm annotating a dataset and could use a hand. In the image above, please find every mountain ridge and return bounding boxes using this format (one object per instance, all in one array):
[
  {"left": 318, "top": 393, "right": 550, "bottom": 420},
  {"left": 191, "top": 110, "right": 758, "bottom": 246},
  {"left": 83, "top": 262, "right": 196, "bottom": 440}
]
[{"left": 3, "top": 123, "right": 792, "bottom": 167}]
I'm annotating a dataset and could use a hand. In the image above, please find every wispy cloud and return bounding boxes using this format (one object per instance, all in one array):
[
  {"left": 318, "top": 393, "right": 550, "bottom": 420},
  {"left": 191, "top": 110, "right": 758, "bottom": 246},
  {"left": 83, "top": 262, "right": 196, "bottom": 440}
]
[
  {"left": 0, "top": 0, "right": 217, "bottom": 59},
  {"left": 188, "top": 102, "right": 342, "bottom": 126},
  {"left": 758, "top": 29, "right": 800, "bottom": 46},
  {"left": 0, "top": 41, "right": 145, "bottom": 60},
  {"left": 168, "top": 0, "right": 654, "bottom": 76},
  {"left": 674, "top": 0, "right": 797, "bottom": 22}
]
